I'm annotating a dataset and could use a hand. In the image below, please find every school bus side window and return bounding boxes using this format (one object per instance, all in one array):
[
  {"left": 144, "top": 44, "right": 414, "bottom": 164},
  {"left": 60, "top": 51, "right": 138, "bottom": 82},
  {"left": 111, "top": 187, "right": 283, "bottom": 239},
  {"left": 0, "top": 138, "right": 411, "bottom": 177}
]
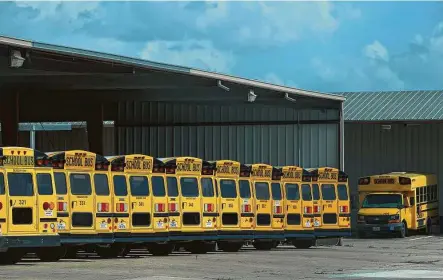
[
  {"left": 166, "top": 177, "right": 179, "bottom": 197},
  {"left": 201, "top": 178, "right": 215, "bottom": 197},
  {"left": 37, "top": 173, "right": 53, "bottom": 195},
  {"left": 285, "top": 183, "right": 300, "bottom": 200},
  {"left": 337, "top": 184, "right": 348, "bottom": 201},
  {"left": 54, "top": 173, "right": 67, "bottom": 195},
  {"left": 8, "top": 173, "right": 34, "bottom": 196},
  {"left": 129, "top": 176, "right": 149, "bottom": 196},
  {"left": 152, "top": 176, "right": 166, "bottom": 197},
  {"left": 271, "top": 183, "right": 282, "bottom": 200},
  {"left": 0, "top": 173, "right": 5, "bottom": 195},
  {"left": 70, "top": 174, "right": 92, "bottom": 195},
  {"left": 321, "top": 184, "right": 336, "bottom": 200},
  {"left": 94, "top": 174, "right": 110, "bottom": 196},
  {"left": 220, "top": 179, "right": 236, "bottom": 198},
  {"left": 312, "top": 184, "right": 320, "bottom": 200},
  {"left": 239, "top": 180, "right": 251, "bottom": 198},
  {"left": 255, "top": 182, "right": 270, "bottom": 200},
  {"left": 180, "top": 177, "right": 199, "bottom": 197}
]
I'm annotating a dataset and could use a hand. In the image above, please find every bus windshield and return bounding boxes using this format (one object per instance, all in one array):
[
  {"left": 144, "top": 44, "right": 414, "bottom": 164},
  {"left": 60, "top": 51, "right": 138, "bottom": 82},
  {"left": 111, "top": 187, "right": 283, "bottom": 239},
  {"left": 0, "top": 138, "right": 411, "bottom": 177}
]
[{"left": 362, "top": 194, "right": 402, "bottom": 209}]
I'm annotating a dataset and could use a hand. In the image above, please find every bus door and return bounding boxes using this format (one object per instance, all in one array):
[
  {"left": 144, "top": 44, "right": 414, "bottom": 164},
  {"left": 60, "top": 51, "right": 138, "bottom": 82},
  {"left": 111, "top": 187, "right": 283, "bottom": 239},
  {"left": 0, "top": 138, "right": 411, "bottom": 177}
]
[
  {"left": 35, "top": 170, "right": 57, "bottom": 233},
  {"left": 201, "top": 176, "right": 217, "bottom": 230},
  {"left": 337, "top": 179, "right": 350, "bottom": 228},
  {"left": 320, "top": 183, "right": 338, "bottom": 230},
  {"left": 284, "top": 182, "right": 303, "bottom": 233},
  {"left": 239, "top": 179, "right": 254, "bottom": 230},
  {"left": 113, "top": 174, "right": 131, "bottom": 233},
  {"left": 271, "top": 182, "right": 284, "bottom": 230},
  {"left": 166, "top": 176, "right": 181, "bottom": 231},
  {"left": 68, "top": 172, "right": 95, "bottom": 233},
  {"left": 254, "top": 181, "right": 272, "bottom": 232},
  {"left": 151, "top": 175, "right": 168, "bottom": 233},
  {"left": 94, "top": 172, "right": 113, "bottom": 233},
  {"left": 179, "top": 176, "right": 201, "bottom": 230},
  {"left": 301, "top": 183, "right": 314, "bottom": 230},
  {"left": 0, "top": 171, "right": 6, "bottom": 234},
  {"left": 311, "top": 183, "right": 322, "bottom": 228},
  {"left": 54, "top": 171, "right": 70, "bottom": 232},
  {"left": 6, "top": 169, "right": 38, "bottom": 233},
  {"left": 218, "top": 177, "right": 239, "bottom": 231}
]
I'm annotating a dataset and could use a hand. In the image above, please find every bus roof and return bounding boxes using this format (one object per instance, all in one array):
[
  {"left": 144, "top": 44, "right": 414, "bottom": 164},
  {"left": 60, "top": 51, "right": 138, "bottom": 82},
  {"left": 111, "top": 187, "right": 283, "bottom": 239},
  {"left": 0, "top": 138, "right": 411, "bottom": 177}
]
[{"left": 358, "top": 172, "right": 437, "bottom": 192}]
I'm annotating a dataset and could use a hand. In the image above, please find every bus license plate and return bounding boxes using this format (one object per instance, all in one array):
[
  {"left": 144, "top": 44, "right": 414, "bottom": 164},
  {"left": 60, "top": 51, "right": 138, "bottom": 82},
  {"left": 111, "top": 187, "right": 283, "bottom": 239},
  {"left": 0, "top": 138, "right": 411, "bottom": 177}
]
[{"left": 372, "top": 227, "right": 380, "bottom": 231}]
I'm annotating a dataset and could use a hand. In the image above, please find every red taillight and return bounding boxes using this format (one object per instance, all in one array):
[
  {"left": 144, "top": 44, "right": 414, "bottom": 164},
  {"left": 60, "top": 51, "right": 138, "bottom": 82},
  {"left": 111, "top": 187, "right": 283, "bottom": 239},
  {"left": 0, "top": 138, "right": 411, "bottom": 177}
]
[
  {"left": 274, "top": 205, "right": 282, "bottom": 214},
  {"left": 44, "top": 223, "right": 48, "bottom": 229},
  {"left": 43, "top": 202, "right": 50, "bottom": 210},
  {"left": 155, "top": 203, "right": 165, "bottom": 212},
  {"left": 57, "top": 202, "right": 67, "bottom": 211},
  {"left": 304, "top": 206, "right": 313, "bottom": 214},
  {"left": 168, "top": 203, "right": 177, "bottom": 212},
  {"left": 49, "top": 202, "right": 55, "bottom": 210},
  {"left": 116, "top": 203, "right": 128, "bottom": 212},
  {"left": 0, "top": 202, "right": 3, "bottom": 210},
  {"left": 98, "top": 203, "right": 110, "bottom": 212},
  {"left": 107, "top": 218, "right": 112, "bottom": 224},
  {"left": 340, "top": 205, "right": 349, "bottom": 213},
  {"left": 204, "top": 203, "right": 214, "bottom": 212},
  {"left": 242, "top": 204, "right": 251, "bottom": 213},
  {"left": 313, "top": 205, "right": 320, "bottom": 213}
]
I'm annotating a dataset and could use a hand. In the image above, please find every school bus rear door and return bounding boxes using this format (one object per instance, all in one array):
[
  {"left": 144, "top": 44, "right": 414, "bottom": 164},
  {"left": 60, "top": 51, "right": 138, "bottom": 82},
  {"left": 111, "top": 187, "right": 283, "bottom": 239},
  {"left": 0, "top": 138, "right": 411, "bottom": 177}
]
[
  {"left": 113, "top": 174, "right": 131, "bottom": 232},
  {"left": 201, "top": 176, "right": 217, "bottom": 230},
  {"left": 218, "top": 177, "right": 239, "bottom": 230},
  {"left": 151, "top": 174, "right": 168, "bottom": 232},
  {"left": 271, "top": 182, "right": 284, "bottom": 230},
  {"left": 0, "top": 171, "right": 6, "bottom": 234},
  {"left": 284, "top": 183, "right": 303, "bottom": 233},
  {"left": 129, "top": 174, "right": 152, "bottom": 232},
  {"left": 94, "top": 172, "right": 113, "bottom": 233},
  {"left": 239, "top": 179, "right": 254, "bottom": 230},
  {"left": 166, "top": 176, "right": 181, "bottom": 231},
  {"left": 54, "top": 171, "right": 70, "bottom": 232},
  {"left": 35, "top": 170, "right": 57, "bottom": 233},
  {"left": 254, "top": 181, "right": 272, "bottom": 231}
]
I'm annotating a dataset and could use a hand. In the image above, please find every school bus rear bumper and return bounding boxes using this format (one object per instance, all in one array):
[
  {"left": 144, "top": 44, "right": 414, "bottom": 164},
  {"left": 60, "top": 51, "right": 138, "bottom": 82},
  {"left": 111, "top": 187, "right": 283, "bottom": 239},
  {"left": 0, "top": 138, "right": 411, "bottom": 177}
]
[
  {"left": 217, "top": 230, "right": 254, "bottom": 241},
  {"left": 114, "top": 232, "right": 169, "bottom": 243},
  {"left": 284, "top": 230, "right": 315, "bottom": 238},
  {"left": 253, "top": 230, "right": 285, "bottom": 240},
  {"left": 59, "top": 233, "right": 114, "bottom": 244},
  {"left": 357, "top": 223, "right": 403, "bottom": 234},
  {"left": 169, "top": 231, "right": 218, "bottom": 241},
  {"left": 314, "top": 228, "right": 352, "bottom": 237},
  {"left": 0, "top": 235, "right": 60, "bottom": 251}
]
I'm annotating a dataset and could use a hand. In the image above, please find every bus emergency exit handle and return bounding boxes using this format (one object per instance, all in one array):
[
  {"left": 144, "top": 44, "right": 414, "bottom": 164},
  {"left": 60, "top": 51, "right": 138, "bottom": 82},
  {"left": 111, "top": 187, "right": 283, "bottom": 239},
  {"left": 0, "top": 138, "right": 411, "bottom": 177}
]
[{"left": 9, "top": 200, "right": 12, "bottom": 206}]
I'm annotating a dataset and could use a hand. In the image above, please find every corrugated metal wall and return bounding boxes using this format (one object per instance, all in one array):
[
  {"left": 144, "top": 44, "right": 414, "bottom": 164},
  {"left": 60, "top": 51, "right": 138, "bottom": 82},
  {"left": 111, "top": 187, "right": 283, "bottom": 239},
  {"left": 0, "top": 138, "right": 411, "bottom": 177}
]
[
  {"left": 114, "top": 102, "right": 340, "bottom": 167},
  {"left": 345, "top": 123, "right": 443, "bottom": 228}
]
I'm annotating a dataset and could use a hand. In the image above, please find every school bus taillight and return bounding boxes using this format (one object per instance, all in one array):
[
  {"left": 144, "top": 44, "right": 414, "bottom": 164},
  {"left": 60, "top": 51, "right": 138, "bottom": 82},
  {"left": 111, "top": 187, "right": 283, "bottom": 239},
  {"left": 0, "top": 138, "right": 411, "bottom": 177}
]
[
  {"left": 274, "top": 206, "right": 283, "bottom": 214},
  {"left": 57, "top": 202, "right": 68, "bottom": 211},
  {"left": 97, "top": 203, "right": 110, "bottom": 212},
  {"left": 242, "top": 204, "right": 251, "bottom": 213},
  {"left": 204, "top": 203, "right": 214, "bottom": 212},
  {"left": 340, "top": 206, "right": 349, "bottom": 213},
  {"left": 0, "top": 202, "right": 3, "bottom": 210},
  {"left": 168, "top": 203, "right": 178, "bottom": 212},
  {"left": 155, "top": 203, "right": 166, "bottom": 212},
  {"left": 116, "top": 203, "right": 128, "bottom": 212},
  {"left": 43, "top": 202, "right": 55, "bottom": 210},
  {"left": 304, "top": 206, "right": 313, "bottom": 214},
  {"left": 313, "top": 205, "right": 320, "bottom": 213}
]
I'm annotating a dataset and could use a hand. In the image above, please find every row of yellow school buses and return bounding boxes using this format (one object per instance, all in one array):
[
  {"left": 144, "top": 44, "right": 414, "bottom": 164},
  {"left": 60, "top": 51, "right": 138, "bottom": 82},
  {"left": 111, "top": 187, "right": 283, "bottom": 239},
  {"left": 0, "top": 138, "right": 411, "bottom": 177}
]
[{"left": 0, "top": 147, "right": 350, "bottom": 264}]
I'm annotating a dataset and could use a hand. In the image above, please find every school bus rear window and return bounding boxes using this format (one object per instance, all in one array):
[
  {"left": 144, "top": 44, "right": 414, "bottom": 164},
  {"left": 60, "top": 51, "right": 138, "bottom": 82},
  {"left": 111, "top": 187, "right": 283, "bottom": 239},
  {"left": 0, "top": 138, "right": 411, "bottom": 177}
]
[
  {"left": 285, "top": 183, "right": 300, "bottom": 200},
  {"left": 166, "top": 177, "right": 179, "bottom": 197},
  {"left": 201, "top": 178, "right": 214, "bottom": 197},
  {"left": 8, "top": 173, "right": 34, "bottom": 196},
  {"left": 239, "top": 180, "right": 251, "bottom": 198},
  {"left": 337, "top": 184, "right": 348, "bottom": 201},
  {"left": 321, "top": 184, "right": 336, "bottom": 200},
  {"left": 301, "top": 184, "right": 312, "bottom": 201},
  {"left": 255, "top": 182, "right": 270, "bottom": 200},
  {"left": 37, "top": 173, "right": 53, "bottom": 195},
  {"left": 94, "top": 174, "right": 110, "bottom": 196},
  {"left": 54, "top": 173, "right": 67, "bottom": 195},
  {"left": 114, "top": 175, "right": 128, "bottom": 196},
  {"left": 152, "top": 176, "right": 166, "bottom": 197},
  {"left": 220, "top": 179, "right": 236, "bottom": 198},
  {"left": 180, "top": 177, "right": 199, "bottom": 197},
  {"left": 271, "top": 183, "right": 282, "bottom": 200},
  {"left": 70, "top": 174, "right": 92, "bottom": 195},
  {"left": 130, "top": 176, "right": 149, "bottom": 196},
  {"left": 0, "top": 173, "right": 5, "bottom": 195}
]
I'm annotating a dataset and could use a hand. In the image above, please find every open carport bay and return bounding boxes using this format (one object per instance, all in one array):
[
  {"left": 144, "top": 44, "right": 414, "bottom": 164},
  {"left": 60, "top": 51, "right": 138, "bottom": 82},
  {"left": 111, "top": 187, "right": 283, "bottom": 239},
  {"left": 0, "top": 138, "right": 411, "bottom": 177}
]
[{"left": 0, "top": 236, "right": 442, "bottom": 280}]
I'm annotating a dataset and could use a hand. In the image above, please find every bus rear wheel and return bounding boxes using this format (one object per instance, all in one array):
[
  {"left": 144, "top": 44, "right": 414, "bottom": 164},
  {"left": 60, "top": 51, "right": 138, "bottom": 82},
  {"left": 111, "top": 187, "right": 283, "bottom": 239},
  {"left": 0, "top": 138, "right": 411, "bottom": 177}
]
[
  {"left": 0, "top": 249, "right": 25, "bottom": 265},
  {"left": 253, "top": 241, "right": 274, "bottom": 251},
  {"left": 398, "top": 222, "right": 408, "bottom": 238},
  {"left": 36, "top": 247, "right": 66, "bottom": 262}
]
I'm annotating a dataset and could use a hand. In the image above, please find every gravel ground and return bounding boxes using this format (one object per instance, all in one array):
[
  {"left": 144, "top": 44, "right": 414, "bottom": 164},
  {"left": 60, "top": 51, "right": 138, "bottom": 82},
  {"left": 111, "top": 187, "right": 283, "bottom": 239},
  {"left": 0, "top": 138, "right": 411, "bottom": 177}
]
[{"left": 1, "top": 236, "right": 443, "bottom": 280}]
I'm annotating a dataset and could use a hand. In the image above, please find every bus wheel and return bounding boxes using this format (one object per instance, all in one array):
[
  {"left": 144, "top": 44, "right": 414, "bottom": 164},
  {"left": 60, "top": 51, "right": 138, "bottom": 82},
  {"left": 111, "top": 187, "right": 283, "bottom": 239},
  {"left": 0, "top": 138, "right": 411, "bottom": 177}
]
[
  {"left": 0, "top": 249, "right": 25, "bottom": 265},
  {"left": 292, "top": 240, "right": 313, "bottom": 249},
  {"left": 63, "top": 247, "right": 78, "bottom": 259},
  {"left": 148, "top": 244, "right": 174, "bottom": 256},
  {"left": 253, "top": 241, "right": 273, "bottom": 251},
  {"left": 36, "top": 247, "right": 66, "bottom": 262},
  {"left": 398, "top": 222, "right": 407, "bottom": 238},
  {"left": 272, "top": 241, "right": 279, "bottom": 248},
  {"left": 96, "top": 245, "right": 124, "bottom": 259}
]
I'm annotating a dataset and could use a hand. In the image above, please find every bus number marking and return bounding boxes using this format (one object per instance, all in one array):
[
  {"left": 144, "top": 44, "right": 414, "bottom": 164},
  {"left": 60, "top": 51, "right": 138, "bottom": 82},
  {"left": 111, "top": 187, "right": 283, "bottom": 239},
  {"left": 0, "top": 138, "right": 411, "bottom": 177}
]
[
  {"left": 79, "top": 201, "right": 86, "bottom": 206},
  {"left": 228, "top": 203, "right": 233, "bottom": 208},
  {"left": 138, "top": 202, "right": 144, "bottom": 207},
  {"left": 19, "top": 200, "right": 26, "bottom": 206},
  {"left": 189, "top": 203, "right": 194, "bottom": 207}
]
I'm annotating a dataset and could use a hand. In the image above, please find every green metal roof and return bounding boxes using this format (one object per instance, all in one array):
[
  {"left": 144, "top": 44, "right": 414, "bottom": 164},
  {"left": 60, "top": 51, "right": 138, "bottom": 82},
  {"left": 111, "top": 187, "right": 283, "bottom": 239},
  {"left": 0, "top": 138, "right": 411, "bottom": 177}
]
[{"left": 341, "top": 90, "right": 443, "bottom": 121}]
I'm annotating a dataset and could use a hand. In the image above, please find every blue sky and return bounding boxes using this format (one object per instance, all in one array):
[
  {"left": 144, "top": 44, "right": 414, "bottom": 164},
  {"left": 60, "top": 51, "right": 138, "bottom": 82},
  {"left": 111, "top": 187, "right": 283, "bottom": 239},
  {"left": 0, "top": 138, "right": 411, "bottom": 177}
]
[{"left": 1, "top": 1, "right": 443, "bottom": 92}]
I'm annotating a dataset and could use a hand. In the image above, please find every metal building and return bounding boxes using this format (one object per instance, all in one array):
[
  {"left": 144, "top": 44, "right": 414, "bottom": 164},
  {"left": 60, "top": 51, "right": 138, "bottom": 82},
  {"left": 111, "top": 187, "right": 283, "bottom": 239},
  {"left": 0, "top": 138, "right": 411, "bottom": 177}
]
[
  {"left": 0, "top": 36, "right": 345, "bottom": 168},
  {"left": 343, "top": 90, "right": 443, "bottom": 230}
]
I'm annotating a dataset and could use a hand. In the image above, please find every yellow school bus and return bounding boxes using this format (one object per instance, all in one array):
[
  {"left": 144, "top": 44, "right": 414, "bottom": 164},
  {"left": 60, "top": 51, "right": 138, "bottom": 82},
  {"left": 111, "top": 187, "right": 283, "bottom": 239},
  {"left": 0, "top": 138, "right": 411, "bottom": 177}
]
[
  {"left": 281, "top": 166, "right": 315, "bottom": 248},
  {"left": 270, "top": 167, "right": 284, "bottom": 247},
  {"left": 250, "top": 164, "right": 284, "bottom": 250},
  {"left": 310, "top": 167, "right": 351, "bottom": 242},
  {"left": 107, "top": 155, "right": 172, "bottom": 256},
  {"left": 0, "top": 147, "right": 61, "bottom": 264},
  {"left": 357, "top": 172, "right": 438, "bottom": 238},
  {"left": 213, "top": 160, "right": 245, "bottom": 252},
  {"left": 161, "top": 157, "right": 217, "bottom": 253},
  {"left": 48, "top": 150, "right": 115, "bottom": 258}
]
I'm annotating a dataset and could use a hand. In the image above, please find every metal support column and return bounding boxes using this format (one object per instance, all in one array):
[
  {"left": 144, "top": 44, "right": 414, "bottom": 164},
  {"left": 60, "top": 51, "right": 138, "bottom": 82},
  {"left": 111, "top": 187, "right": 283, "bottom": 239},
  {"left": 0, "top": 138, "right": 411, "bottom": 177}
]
[
  {"left": 339, "top": 101, "right": 345, "bottom": 171},
  {"left": 29, "top": 125, "right": 36, "bottom": 149}
]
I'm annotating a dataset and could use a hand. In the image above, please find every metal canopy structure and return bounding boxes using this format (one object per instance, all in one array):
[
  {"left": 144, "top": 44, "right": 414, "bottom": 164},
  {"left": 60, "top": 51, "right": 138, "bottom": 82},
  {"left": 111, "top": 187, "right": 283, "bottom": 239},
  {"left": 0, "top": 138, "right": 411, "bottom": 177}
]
[{"left": 0, "top": 35, "right": 345, "bottom": 168}]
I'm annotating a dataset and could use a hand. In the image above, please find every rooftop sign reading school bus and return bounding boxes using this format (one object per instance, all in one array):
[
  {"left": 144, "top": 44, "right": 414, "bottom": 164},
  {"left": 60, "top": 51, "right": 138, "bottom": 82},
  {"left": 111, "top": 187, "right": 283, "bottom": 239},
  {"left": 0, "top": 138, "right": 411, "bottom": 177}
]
[
  {"left": 317, "top": 167, "right": 338, "bottom": 182},
  {"left": 281, "top": 166, "right": 303, "bottom": 181},
  {"left": 64, "top": 151, "right": 95, "bottom": 170},
  {"left": 0, "top": 148, "right": 35, "bottom": 167},
  {"left": 250, "top": 164, "right": 272, "bottom": 179},
  {"left": 216, "top": 160, "right": 240, "bottom": 177},
  {"left": 125, "top": 155, "right": 153, "bottom": 173},
  {"left": 176, "top": 157, "right": 202, "bottom": 174}
]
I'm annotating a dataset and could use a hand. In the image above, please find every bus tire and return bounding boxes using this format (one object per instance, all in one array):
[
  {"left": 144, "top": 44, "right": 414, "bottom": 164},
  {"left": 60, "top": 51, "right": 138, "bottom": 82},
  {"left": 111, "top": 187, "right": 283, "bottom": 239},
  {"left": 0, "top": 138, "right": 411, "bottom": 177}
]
[
  {"left": 336, "top": 237, "right": 343, "bottom": 246},
  {"left": 185, "top": 242, "right": 208, "bottom": 254},
  {"left": 253, "top": 241, "right": 273, "bottom": 251},
  {"left": 292, "top": 240, "right": 313, "bottom": 249},
  {"left": 399, "top": 222, "right": 407, "bottom": 238},
  {"left": 0, "top": 249, "right": 24, "bottom": 265},
  {"left": 36, "top": 247, "right": 66, "bottom": 262}
]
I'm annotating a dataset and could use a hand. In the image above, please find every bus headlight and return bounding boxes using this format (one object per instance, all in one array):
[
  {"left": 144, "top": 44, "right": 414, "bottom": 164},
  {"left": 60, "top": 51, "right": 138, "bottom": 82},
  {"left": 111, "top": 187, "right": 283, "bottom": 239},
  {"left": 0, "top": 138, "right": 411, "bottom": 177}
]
[
  {"left": 389, "top": 214, "right": 400, "bottom": 221},
  {"left": 357, "top": 215, "right": 365, "bottom": 222}
]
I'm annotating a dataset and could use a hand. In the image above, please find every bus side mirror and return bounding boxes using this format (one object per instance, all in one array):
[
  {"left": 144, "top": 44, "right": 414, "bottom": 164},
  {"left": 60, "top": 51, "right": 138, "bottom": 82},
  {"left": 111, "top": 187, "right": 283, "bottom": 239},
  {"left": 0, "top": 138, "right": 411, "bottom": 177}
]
[{"left": 409, "top": 197, "right": 415, "bottom": 206}]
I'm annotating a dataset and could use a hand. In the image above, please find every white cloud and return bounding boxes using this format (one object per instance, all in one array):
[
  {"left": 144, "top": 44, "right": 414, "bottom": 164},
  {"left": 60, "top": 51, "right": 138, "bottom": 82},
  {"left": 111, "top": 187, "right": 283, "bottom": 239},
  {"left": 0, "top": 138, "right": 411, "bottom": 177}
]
[
  {"left": 364, "top": 40, "right": 390, "bottom": 62},
  {"left": 16, "top": 1, "right": 99, "bottom": 20},
  {"left": 140, "top": 40, "right": 235, "bottom": 73},
  {"left": 195, "top": 2, "right": 229, "bottom": 30}
]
